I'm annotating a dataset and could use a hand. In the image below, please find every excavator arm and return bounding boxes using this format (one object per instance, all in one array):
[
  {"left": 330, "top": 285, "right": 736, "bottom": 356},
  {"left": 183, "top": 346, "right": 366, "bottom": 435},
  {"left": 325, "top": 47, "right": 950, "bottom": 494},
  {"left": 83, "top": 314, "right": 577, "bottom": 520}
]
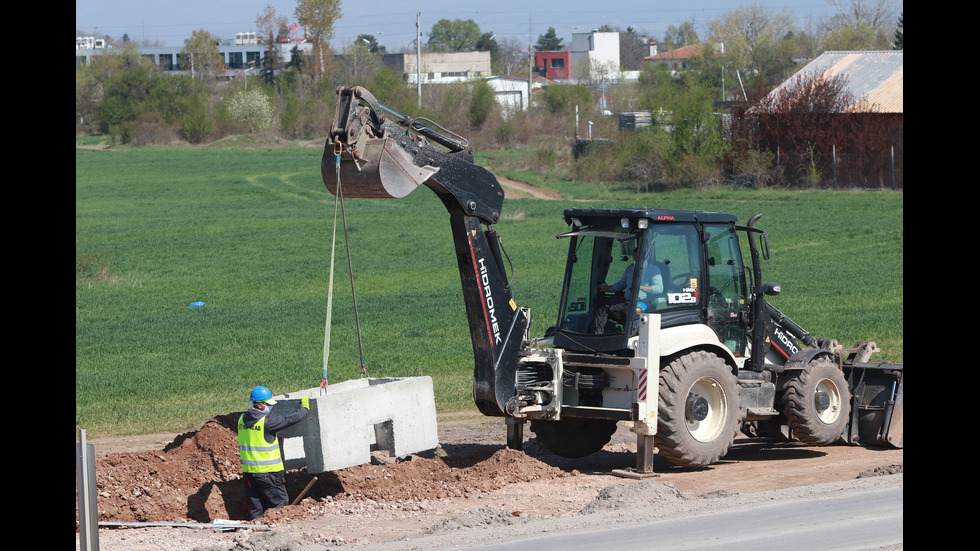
[{"left": 322, "top": 86, "right": 529, "bottom": 417}]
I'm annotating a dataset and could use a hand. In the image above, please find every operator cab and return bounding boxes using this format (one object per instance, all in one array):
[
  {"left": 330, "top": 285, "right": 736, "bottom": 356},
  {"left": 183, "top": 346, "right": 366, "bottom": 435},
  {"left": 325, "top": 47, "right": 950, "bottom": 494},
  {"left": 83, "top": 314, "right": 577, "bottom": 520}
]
[{"left": 553, "top": 208, "right": 750, "bottom": 356}]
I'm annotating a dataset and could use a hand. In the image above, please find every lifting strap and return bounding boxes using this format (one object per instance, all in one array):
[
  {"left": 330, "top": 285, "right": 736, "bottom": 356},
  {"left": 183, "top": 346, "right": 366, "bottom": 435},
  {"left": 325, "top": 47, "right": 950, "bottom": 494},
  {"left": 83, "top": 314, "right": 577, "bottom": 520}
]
[{"left": 322, "top": 145, "right": 368, "bottom": 395}]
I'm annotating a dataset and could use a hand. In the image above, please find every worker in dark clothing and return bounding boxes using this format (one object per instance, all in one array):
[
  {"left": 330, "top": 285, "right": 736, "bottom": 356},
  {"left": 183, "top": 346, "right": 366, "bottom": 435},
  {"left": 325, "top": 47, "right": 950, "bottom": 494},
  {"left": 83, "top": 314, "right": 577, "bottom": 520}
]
[{"left": 238, "top": 386, "right": 310, "bottom": 520}]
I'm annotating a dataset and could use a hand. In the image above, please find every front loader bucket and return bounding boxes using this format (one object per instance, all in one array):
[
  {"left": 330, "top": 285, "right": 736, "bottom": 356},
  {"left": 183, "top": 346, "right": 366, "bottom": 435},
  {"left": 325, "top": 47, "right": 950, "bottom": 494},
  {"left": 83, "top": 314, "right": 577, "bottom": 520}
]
[
  {"left": 322, "top": 136, "right": 438, "bottom": 199},
  {"left": 843, "top": 362, "right": 903, "bottom": 448}
]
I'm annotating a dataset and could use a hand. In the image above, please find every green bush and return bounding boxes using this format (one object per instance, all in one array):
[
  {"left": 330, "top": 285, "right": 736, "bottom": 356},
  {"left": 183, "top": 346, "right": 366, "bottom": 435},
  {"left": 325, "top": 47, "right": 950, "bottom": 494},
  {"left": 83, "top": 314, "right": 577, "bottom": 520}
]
[
  {"left": 540, "top": 84, "right": 592, "bottom": 114},
  {"left": 279, "top": 95, "right": 302, "bottom": 138},
  {"left": 467, "top": 80, "right": 496, "bottom": 128},
  {"left": 732, "top": 149, "right": 778, "bottom": 187},
  {"left": 366, "top": 68, "right": 419, "bottom": 117},
  {"left": 181, "top": 112, "right": 213, "bottom": 143}
]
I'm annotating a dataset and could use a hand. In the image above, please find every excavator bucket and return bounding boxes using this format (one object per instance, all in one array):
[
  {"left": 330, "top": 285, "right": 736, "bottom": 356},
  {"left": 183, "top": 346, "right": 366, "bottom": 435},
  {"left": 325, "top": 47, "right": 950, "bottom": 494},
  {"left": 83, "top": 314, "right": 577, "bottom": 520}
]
[
  {"left": 322, "top": 135, "right": 438, "bottom": 199},
  {"left": 843, "top": 359, "right": 903, "bottom": 448},
  {"left": 322, "top": 86, "right": 439, "bottom": 200}
]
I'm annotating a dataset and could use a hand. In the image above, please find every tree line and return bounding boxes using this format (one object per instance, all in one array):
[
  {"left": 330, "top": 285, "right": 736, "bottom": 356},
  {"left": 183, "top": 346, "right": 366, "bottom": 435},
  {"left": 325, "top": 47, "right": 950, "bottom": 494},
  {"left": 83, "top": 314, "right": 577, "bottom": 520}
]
[{"left": 75, "top": 2, "right": 903, "bottom": 190}]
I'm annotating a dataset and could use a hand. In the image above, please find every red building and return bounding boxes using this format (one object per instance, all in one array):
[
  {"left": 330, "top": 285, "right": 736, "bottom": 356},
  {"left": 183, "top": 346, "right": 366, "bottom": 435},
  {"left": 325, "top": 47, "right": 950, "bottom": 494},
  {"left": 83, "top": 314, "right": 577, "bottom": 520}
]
[{"left": 534, "top": 51, "right": 570, "bottom": 80}]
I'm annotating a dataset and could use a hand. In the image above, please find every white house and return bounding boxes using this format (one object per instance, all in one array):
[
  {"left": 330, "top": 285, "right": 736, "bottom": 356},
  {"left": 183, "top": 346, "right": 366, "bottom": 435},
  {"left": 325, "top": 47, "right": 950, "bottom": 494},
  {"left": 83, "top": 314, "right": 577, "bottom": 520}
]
[
  {"left": 570, "top": 31, "right": 620, "bottom": 81},
  {"left": 485, "top": 75, "right": 555, "bottom": 114}
]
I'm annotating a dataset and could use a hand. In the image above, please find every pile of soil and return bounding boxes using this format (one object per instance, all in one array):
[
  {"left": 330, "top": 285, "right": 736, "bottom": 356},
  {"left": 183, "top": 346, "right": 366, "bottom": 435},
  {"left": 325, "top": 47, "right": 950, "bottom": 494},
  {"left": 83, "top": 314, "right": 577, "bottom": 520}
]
[
  {"left": 88, "top": 413, "right": 574, "bottom": 525},
  {"left": 79, "top": 414, "right": 903, "bottom": 550}
]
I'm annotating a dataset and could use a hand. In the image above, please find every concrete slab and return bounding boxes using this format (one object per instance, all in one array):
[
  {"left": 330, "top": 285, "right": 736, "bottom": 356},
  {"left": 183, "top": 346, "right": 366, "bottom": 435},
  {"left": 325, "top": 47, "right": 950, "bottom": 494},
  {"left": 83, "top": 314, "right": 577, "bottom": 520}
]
[{"left": 271, "top": 377, "right": 439, "bottom": 473}]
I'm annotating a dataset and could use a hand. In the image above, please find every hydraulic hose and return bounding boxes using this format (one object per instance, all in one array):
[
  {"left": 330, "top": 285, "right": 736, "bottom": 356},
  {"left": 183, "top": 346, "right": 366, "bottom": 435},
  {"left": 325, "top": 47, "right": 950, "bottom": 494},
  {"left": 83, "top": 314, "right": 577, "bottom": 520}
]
[{"left": 766, "top": 302, "right": 817, "bottom": 347}]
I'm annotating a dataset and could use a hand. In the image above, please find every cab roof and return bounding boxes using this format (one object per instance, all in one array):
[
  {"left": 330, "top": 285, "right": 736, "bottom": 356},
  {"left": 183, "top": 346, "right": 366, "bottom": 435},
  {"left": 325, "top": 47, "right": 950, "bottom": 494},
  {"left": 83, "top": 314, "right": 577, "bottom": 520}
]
[{"left": 563, "top": 207, "right": 739, "bottom": 226}]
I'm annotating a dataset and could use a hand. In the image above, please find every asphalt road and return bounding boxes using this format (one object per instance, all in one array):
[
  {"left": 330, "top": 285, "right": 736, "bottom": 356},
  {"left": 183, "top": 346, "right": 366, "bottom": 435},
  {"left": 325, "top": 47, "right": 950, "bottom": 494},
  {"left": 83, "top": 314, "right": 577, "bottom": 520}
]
[{"left": 467, "top": 483, "right": 903, "bottom": 551}]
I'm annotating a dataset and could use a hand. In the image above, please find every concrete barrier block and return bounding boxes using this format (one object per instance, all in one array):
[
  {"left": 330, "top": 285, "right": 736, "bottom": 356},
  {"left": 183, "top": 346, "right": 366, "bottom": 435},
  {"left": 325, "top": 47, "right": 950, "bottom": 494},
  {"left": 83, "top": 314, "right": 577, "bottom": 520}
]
[{"left": 272, "top": 377, "right": 438, "bottom": 473}]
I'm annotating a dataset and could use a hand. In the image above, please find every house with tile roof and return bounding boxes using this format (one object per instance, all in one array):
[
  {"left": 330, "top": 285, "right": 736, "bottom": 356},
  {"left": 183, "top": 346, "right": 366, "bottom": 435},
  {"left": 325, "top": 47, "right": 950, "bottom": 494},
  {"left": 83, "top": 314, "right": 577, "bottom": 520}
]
[{"left": 643, "top": 43, "right": 704, "bottom": 72}]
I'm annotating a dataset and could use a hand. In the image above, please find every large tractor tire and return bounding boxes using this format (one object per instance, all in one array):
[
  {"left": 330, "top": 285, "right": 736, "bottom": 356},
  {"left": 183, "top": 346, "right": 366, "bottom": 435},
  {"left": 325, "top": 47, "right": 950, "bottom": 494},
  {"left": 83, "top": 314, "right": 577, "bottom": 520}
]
[
  {"left": 782, "top": 358, "right": 851, "bottom": 446},
  {"left": 529, "top": 418, "right": 618, "bottom": 458},
  {"left": 656, "top": 351, "right": 741, "bottom": 468}
]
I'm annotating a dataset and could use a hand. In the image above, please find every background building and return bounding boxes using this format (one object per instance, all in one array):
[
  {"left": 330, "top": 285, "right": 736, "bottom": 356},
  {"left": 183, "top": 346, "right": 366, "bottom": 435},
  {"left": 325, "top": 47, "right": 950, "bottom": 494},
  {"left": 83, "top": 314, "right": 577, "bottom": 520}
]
[
  {"left": 570, "top": 31, "right": 619, "bottom": 80},
  {"left": 382, "top": 51, "right": 491, "bottom": 84},
  {"left": 534, "top": 51, "right": 571, "bottom": 80},
  {"left": 75, "top": 36, "right": 308, "bottom": 73}
]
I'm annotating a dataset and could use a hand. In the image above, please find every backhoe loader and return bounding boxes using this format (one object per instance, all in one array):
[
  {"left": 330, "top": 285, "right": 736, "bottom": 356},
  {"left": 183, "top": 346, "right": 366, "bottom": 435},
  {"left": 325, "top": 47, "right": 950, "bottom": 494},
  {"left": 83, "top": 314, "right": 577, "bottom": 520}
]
[{"left": 322, "top": 86, "right": 902, "bottom": 470}]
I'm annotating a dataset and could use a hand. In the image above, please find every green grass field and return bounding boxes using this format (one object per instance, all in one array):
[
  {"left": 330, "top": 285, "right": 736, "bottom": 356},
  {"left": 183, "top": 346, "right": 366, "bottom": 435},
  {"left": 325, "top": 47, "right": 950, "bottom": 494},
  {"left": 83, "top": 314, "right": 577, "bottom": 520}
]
[{"left": 76, "top": 142, "right": 903, "bottom": 438}]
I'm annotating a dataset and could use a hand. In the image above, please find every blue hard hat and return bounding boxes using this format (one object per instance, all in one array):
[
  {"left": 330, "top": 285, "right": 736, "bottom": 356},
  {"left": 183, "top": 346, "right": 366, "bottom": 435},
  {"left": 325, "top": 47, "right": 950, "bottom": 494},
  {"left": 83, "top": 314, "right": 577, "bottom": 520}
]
[{"left": 249, "top": 386, "right": 277, "bottom": 404}]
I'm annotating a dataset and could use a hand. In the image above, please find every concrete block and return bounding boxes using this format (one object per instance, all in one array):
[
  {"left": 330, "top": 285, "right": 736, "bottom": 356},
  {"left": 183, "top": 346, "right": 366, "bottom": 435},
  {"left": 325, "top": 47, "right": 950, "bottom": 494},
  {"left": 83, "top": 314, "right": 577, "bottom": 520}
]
[{"left": 271, "top": 377, "right": 439, "bottom": 473}]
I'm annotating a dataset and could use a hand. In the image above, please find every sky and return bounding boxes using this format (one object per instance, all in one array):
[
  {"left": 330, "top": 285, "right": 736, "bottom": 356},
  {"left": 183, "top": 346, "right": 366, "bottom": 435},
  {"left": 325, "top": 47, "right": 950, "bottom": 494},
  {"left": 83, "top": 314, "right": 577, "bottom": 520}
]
[{"left": 75, "top": 1, "right": 875, "bottom": 50}]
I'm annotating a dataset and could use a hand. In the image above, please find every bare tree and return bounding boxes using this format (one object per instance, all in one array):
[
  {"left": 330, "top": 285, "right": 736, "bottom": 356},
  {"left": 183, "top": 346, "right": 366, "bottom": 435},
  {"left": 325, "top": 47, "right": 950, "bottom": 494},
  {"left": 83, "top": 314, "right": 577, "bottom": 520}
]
[
  {"left": 256, "top": 4, "right": 289, "bottom": 78},
  {"left": 495, "top": 36, "right": 528, "bottom": 76},
  {"left": 181, "top": 29, "right": 224, "bottom": 81},
  {"left": 337, "top": 39, "right": 385, "bottom": 84},
  {"left": 709, "top": 4, "right": 795, "bottom": 73},
  {"left": 295, "top": 0, "right": 342, "bottom": 78},
  {"left": 619, "top": 27, "right": 650, "bottom": 70},
  {"left": 664, "top": 20, "right": 700, "bottom": 48},
  {"left": 826, "top": 0, "right": 898, "bottom": 32},
  {"left": 727, "top": 71, "right": 899, "bottom": 188}
]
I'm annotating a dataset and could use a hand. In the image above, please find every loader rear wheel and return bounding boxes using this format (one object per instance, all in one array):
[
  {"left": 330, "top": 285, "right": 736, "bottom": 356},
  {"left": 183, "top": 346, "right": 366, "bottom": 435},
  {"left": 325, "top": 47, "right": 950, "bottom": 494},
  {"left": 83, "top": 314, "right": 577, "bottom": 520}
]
[
  {"left": 529, "top": 418, "right": 618, "bottom": 458},
  {"left": 656, "top": 351, "right": 740, "bottom": 469},
  {"left": 783, "top": 358, "right": 851, "bottom": 446}
]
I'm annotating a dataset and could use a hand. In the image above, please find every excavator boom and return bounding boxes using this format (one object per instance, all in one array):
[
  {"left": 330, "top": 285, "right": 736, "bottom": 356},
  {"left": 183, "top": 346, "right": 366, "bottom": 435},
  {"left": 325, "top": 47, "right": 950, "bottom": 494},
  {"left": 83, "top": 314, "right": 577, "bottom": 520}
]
[{"left": 323, "top": 86, "right": 528, "bottom": 417}]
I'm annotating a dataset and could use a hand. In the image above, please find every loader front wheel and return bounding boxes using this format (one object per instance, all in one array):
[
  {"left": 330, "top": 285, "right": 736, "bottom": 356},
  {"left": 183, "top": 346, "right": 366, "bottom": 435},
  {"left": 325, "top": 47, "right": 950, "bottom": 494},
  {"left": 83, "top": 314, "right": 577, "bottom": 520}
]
[
  {"left": 783, "top": 358, "right": 851, "bottom": 446},
  {"left": 529, "top": 418, "right": 618, "bottom": 458},
  {"left": 656, "top": 351, "right": 740, "bottom": 469}
]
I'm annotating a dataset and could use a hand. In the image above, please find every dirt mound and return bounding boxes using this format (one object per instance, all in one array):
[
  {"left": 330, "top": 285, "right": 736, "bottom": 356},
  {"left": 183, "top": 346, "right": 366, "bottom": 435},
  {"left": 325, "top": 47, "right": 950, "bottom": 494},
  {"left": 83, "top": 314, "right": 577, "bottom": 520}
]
[
  {"left": 87, "top": 413, "right": 573, "bottom": 525},
  {"left": 578, "top": 479, "right": 684, "bottom": 515},
  {"left": 858, "top": 464, "right": 904, "bottom": 477}
]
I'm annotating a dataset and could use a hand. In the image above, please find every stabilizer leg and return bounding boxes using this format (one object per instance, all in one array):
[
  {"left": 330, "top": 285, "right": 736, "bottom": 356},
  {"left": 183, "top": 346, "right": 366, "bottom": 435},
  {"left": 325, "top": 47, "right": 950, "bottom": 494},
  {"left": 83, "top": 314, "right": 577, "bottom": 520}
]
[{"left": 506, "top": 418, "right": 525, "bottom": 450}]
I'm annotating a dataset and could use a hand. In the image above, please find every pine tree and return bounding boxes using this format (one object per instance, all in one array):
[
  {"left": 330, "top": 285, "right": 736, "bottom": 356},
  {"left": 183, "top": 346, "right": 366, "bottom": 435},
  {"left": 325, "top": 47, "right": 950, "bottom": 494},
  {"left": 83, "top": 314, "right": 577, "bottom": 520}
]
[
  {"left": 536, "top": 27, "right": 564, "bottom": 51},
  {"left": 893, "top": 11, "right": 903, "bottom": 49}
]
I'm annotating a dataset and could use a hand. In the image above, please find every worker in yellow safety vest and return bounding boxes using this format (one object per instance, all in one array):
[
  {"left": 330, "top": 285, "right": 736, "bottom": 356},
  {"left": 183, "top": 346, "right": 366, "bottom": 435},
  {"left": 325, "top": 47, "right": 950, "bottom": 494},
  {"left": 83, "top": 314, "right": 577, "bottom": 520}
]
[{"left": 238, "top": 386, "right": 310, "bottom": 519}]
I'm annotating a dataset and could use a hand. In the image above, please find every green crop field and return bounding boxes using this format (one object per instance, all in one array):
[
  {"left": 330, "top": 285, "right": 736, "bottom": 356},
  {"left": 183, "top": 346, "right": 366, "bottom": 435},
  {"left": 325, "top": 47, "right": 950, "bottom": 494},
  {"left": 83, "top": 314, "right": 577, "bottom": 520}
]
[{"left": 76, "top": 143, "right": 903, "bottom": 438}]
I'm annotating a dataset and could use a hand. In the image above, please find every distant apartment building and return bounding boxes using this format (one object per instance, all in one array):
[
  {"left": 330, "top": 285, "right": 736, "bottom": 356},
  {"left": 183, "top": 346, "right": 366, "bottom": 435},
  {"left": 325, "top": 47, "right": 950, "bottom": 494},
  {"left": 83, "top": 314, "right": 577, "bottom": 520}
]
[
  {"left": 76, "top": 36, "right": 108, "bottom": 50},
  {"left": 76, "top": 36, "right": 489, "bottom": 86},
  {"left": 75, "top": 35, "right": 307, "bottom": 72}
]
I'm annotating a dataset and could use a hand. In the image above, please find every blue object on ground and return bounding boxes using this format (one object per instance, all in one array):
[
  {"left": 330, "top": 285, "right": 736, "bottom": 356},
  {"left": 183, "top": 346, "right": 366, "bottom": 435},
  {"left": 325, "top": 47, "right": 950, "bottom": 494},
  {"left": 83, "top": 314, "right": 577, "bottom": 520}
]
[{"left": 189, "top": 301, "right": 205, "bottom": 308}]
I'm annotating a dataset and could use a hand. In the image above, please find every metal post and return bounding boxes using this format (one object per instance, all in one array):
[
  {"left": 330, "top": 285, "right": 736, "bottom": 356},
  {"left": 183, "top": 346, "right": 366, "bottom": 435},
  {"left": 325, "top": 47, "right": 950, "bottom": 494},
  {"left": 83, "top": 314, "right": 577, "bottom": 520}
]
[
  {"left": 77, "top": 429, "right": 100, "bottom": 551},
  {"left": 833, "top": 144, "right": 838, "bottom": 187},
  {"left": 891, "top": 145, "right": 896, "bottom": 189},
  {"left": 416, "top": 13, "right": 422, "bottom": 108},
  {"left": 528, "top": 43, "right": 533, "bottom": 111}
]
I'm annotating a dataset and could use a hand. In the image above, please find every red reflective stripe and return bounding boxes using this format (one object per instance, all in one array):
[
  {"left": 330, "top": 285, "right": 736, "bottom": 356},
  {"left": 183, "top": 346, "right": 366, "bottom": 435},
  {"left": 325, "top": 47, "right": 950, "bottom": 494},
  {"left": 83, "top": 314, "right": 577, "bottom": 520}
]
[{"left": 466, "top": 232, "right": 494, "bottom": 347}]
